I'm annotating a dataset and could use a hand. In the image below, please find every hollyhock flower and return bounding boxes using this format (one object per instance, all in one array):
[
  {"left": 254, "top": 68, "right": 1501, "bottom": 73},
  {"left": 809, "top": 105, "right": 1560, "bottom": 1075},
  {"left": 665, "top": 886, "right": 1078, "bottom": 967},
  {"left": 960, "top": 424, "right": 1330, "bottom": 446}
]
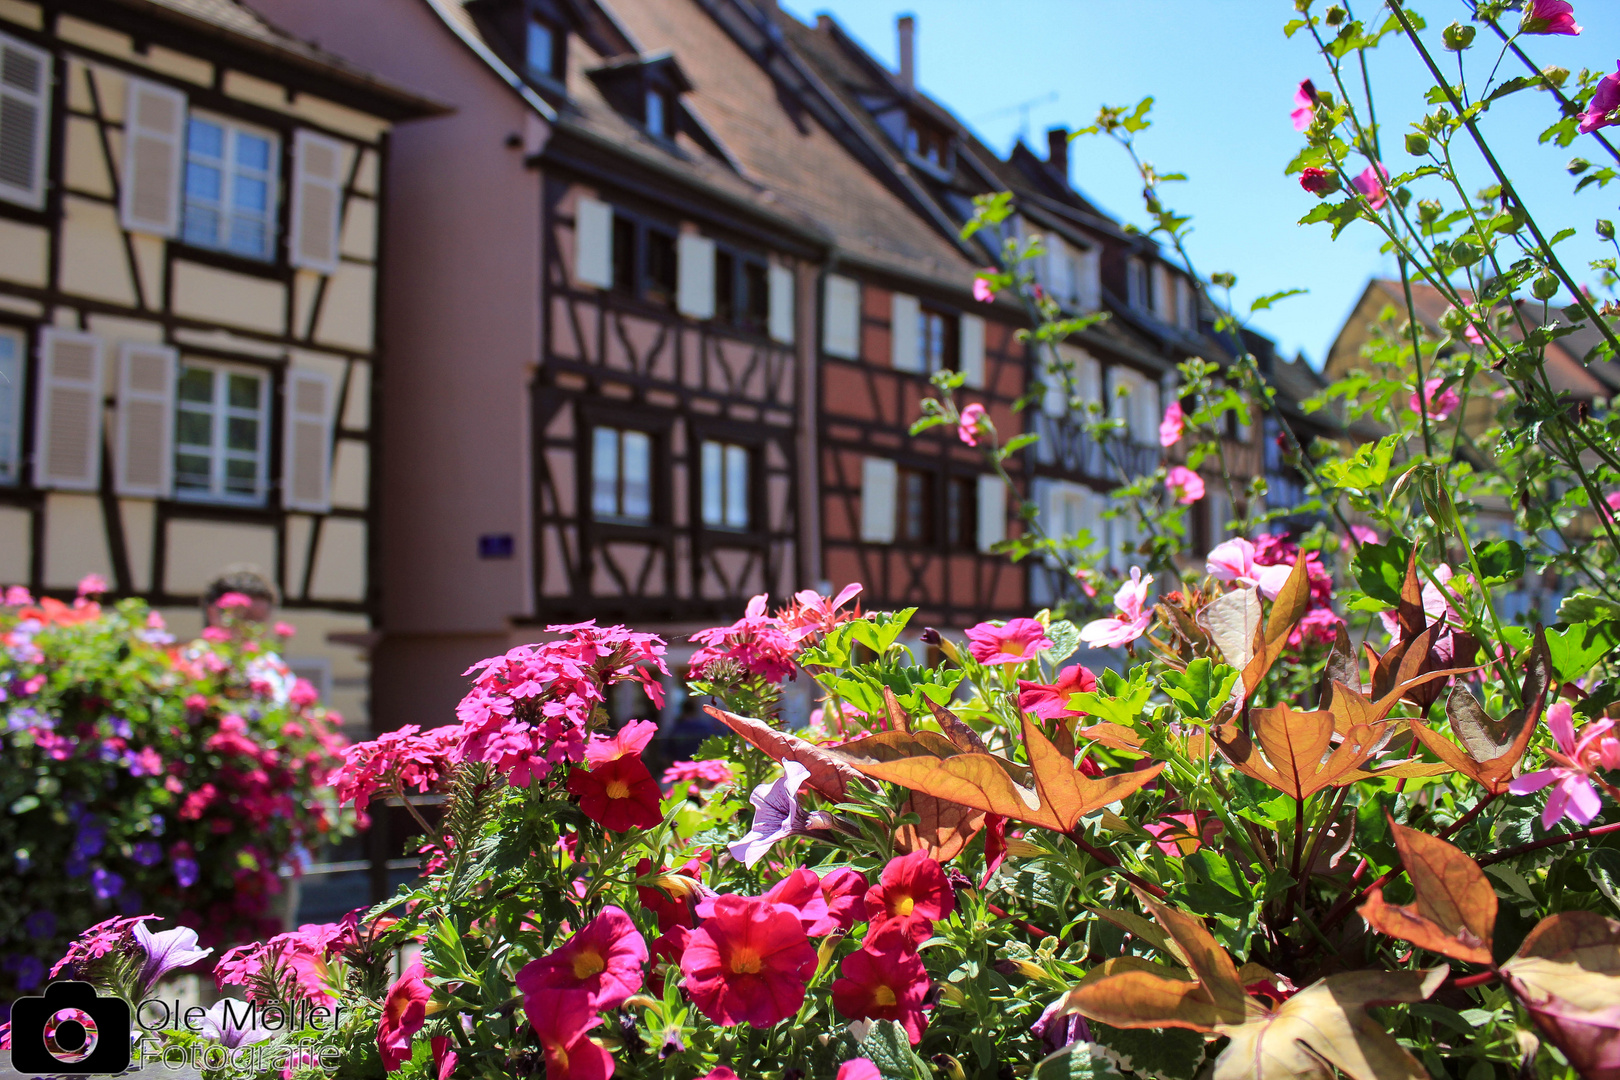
[
  {"left": 567, "top": 755, "right": 664, "bottom": 832},
  {"left": 515, "top": 906, "right": 647, "bottom": 1010},
  {"left": 958, "top": 403, "right": 988, "bottom": 447},
  {"left": 660, "top": 759, "right": 734, "bottom": 792},
  {"left": 1078, "top": 568, "right": 1155, "bottom": 649},
  {"left": 133, "top": 922, "right": 212, "bottom": 995},
  {"left": 831, "top": 931, "right": 931, "bottom": 1044},
  {"left": 528, "top": 989, "right": 613, "bottom": 1080},
  {"left": 1298, "top": 167, "right": 1339, "bottom": 196},
  {"left": 680, "top": 894, "right": 818, "bottom": 1027},
  {"left": 973, "top": 273, "right": 995, "bottom": 303},
  {"left": 1205, "top": 538, "right": 1293, "bottom": 599},
  {"left": 964, "top": 618, "right": 1053, "bottom": 666},
  {"left": 77, "top": 573, "right": 108, "bottom": 597},
  {"left": 1580, "top": 63, "right": 1620, "bottom": 133},
  {"left": 820, "top": 868, "right": 869, "bottom": 931},
  {"left": 378, "top": 961, "right": 430, "bottom": 1072},
  {"left": 865, "top": 851, "right": 954, "bottom": 945},
  {"left": 730, "top": 760, "right": 816, "bottom": 867},
  {"left": 1508, "top": 702, "right": 1620, "bottom": 829},
  {"left": 1352, "top": 162, "right": 1389, "bottom": 210},
  {"left": 1158, "top": 400, "right": 1184, "bottom": 447},
  {"left": 1521, "top": 0, "right": 1580, "bottom": 35},
  {"left": 1165, "top": 466, "right": 1205, "bottom": 505},
  {"left": 838, "top": 1062, "right": 882, "bottom": 1080},
  {"left": 1017, "top": 664, "right": 1098, "bottom": 720},
  {"left": 1409, "top": 377, "right": 1461, "bottom": 421},
  {"left": 1291, "top": 78, "right": 1318, "bottom": 132}
]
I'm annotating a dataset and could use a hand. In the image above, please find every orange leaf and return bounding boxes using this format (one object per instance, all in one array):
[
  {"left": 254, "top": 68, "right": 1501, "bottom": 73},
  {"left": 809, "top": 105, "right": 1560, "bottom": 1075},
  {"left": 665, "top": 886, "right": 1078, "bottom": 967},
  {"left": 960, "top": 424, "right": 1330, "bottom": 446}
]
[
  {"left": 1215, "top": 705, "right": 1387, "bottom": 800},
  {"left": 893, "top": 791, "right": 986, "bottom": 862},
  {"left": 1361, "top": 823, "right": 1496, "bottom": 964},
  {"left": 1062, "top": 969, "right": 1234, "bottom": 1031},
  {"left": 1239, "top": 552, "right": 1312, "bottom": 694},
  {"left": 705, "top": 707, "right": 865, "bottom": 800}
]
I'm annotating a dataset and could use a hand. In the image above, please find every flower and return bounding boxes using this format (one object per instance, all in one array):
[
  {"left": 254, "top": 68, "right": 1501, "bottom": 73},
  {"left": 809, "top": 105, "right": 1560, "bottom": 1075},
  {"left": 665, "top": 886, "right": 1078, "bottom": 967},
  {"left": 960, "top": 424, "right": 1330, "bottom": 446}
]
[
  {"left": 431, "top": 1037, "right": 456, "bottom": 1080},
  {"left": 703, "top": 1070, "right": 739, "bottom": 1080},
  {"left": 1291, "top": 78, "right": 1318, "bottom": 131},
  {"left": 865, "top": 852, "right": 954, "bottom": 945},
  {"left": 680, "top": 894, "right": 818, "bottom": 1027},
  {"left": 820, "top": 868, "right": 870, "bottom": 931},
  {"left": 838, "top": 1062, "right": 882, "bottom": 1080},
  {"left": 133, "top": 922, "right": 212, "bottom": 995},
  {"left": 1299, "top": 167, "right": 1339, "bottom": 196},
  {"left": 1165, "top": 466, "right": 1205, "bottom": 505},
  {"left": 378, "top": 961, "right": 430, "bottom": 1072},
  {"left": 1017, "top": 664, "right": 1098, "bottom": 720},
  {"left": 660, "top": 759, "right": 734, "bottom": 792},
  {"left": 1158, "top": 400, "right": 1184, "bottom": 447},
  {"left": 199, "top": 1001, "right": 273, "bottom": 1048},
  {"left": 1078, "top": 568, "right": 1155, "bottom": 649},
  {"left": 1352, "top": 162, "right": 1389, "bottom": 210},
  {"left": 567, "top": 755, "right": 664, "bottom": 832},
  {"left": 760, "top": 869, "right": 839, "bottom": 936},
  {"left": 1521, "top": 0, "right": 1580, "bottom": 35},
  {"left": 515, "top": 906, "right": 647, "bottom": 1011},
  {"left": 76, "top": 573, "right": 108, "bottom": 597},
  {"left": 1409, "top": 377, "right": 1461, "bottom": 421},
  {"left": 527, "top": 989, "right": 614, "bottom": 1080},
  {"left": 1205, "top": 539, "right": 1293, "bottom": 599},
  {"left": 1508, "top": 702, "right": 1620, "bottom": 829},
  {"left": 831, "top": 930, "right": 932, "bottom": 1044},
  {"left": 1580, "top": 63, "right": 1620, "bottom": 133},
  {"left": 1341, "top": 525, "right": 1380, "bottom": 552},
  {"left": 273, "top": 621, "right": 297, "bottom": 638},
  {"left": 964, "top": 618, "right": 1053, "bottom": 666},
  {"left": 729, "top": 760, "right": 816, "bottom": 867},
  {"left": 958, "top": 403, "right": 988, "bottom": 447},
  {"left": 973, "top": 272, "right": 995, "bottom": 303},
  {"left": 688, "top": 594, "right": 798, "bottom": 684},
  {"left": 585, "top": 719, "right": 657, "bottom": 768},
  {"left": 1143, "top": 812, "right": 1223, "bottom": 857}
]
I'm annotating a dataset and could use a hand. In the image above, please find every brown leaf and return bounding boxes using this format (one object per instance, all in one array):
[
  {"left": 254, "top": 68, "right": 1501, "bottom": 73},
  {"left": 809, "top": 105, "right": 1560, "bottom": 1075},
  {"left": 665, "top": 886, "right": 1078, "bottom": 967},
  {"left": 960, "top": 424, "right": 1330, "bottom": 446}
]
[
  {"left": 893, "top": 791, "right": 986, "bottom": 862},
  {"left": 1200, "top": 586, "right": 1262, "bottom": 669},
  {"left": 1239, "top": 553, "right": 1313, "bottom": 694},
  {"left": 921, "top": 695, "right": 990, "bottom": 754},
  {"left": 1397, "top": 547, "right": 1427, "bottom": 642},
  {"left": 1408, "top": 665, "right": 1543, "bottom": 793},
  {"left": 880, "top": 686, "right": 910, "bottom": 734},
  {"left": 1446, "top": 683, "right": 1527, "bottom": 763},
  {"left": 1501, "top": 911, "right": 1620, "bottom": 1080},
  {"left": 1318, "top": 622, "right": 1361, "bottom": 711},
  {"left": 706, "top": 707, "right": 865, "bottom": 800},
  {"left": 1359, "top": 823, "right": 1494, "bottom": 964},
  {"left": 1063, "top": 968, "right": 1238, "bottom": 1032},
  {"left": 1214, "top": 705, "right": 1389, "bottom": 799}
]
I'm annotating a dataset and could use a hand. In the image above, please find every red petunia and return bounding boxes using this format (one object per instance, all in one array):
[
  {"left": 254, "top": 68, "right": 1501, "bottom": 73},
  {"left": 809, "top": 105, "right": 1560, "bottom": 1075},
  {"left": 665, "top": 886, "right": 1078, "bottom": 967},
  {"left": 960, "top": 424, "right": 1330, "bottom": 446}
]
[
  {"left": 567, "top": 755, "right": 663, "bottom": 832},
  {"left": 762, "top": 869, "right": 838, "bottom": 936},
  {"left": 377, "top": 960, "right": 429, "bottom": 1072},
  {"left": 864, "top": 851, "right": 955, "bottom": 945},
  {"left": 1016, "top": 663, "right": 1097, "bottom": 720},
  {"left": 527, "top": 988, "right": 614, "bottom": 1080},
  {"left": 830, "top": 929, "right": 932, "bottom": 1044},
  {"left": 820, "top": 867, "right": 869, "bottom": 931},
  {"left": 680, "top": 895, "right": 818, "bottom": 1027},
  {"left": 516, "top": 906, "right": 648, "bottom": 1010},
  {"left": 635, "top": 856, "right": 708, "bottom": 931}
]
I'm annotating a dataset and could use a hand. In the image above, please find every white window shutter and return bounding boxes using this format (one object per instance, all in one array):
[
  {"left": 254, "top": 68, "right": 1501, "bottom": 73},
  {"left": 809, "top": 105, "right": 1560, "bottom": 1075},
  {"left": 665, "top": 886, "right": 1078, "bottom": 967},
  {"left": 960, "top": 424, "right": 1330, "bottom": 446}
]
[
  {"left": 34, "top": 329, "right": 105, "bottom": 491},
  {"left": 290, "top": 130, "right": 345, "bottom": 272},
  {"left": 114, "top": 342, "right": 176, "bottom": 497},
  {"left": 890, "top": 292, "right": 920, "bottom": 372},
  {"left": 1076, "top": 349, "right": 1101, "bottom": 412},
  {"left": 859, "top": 456, "right": 896, "bottom": 543},
  {"left": 768, "top": 263, "right": 794, "bottom": 343},
  {"left": 976, "top": 473, "right": 1005, "bottom": 553},
  {"left": 121, "top": 78, "right": 186, "bottom": 237},
  {"left": 823, "top": 274, "right": 860, "bottom": 359},
  {"left": 676, "top": 233, "right": 716, "bottom": 319},
  {"left": 1039, "top": 351, "right": 1064, "bottom": 418},
  {"left": 958, "top": 313, "right": 985, "bottom": 389},
  {"left": 283, "top": 368, "right": 334, "bottom": 512},
  {"left": 0, "top": 32, "right": 51, "bottom": 210},
  {"left": 1153, "top": 264, "right": 1175, "bottom": 323},
  {"left": 1079, "top": 247, "right": 1101, "bottom": 312},
  {"left": 574, "top": 196, "right": 613, "bottom": 289},
  {"left": 1135, "top": 380, "right": 1161, "bottom": 445}
]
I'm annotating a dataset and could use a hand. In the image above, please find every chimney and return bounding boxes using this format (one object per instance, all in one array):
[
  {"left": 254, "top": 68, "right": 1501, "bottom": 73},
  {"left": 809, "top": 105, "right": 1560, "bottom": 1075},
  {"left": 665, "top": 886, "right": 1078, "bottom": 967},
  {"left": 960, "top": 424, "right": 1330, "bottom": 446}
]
[
  {"left": 1047, "top": 126, "right": 1069, "bottom": 182},
  {"left": 897, "top": 15, "right": 915, "bottom": 91}
]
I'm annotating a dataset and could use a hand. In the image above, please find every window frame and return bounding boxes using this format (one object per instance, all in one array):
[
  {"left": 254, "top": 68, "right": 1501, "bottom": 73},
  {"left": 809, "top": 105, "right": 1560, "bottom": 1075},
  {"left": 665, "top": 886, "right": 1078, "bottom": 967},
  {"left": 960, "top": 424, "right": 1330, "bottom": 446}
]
[
  {"left": 180, "top": 110, "right": 281, "bottom": 263},
  {"left": 698, "top": 438, "right": 754, "bottom": 533},
  {"left": 172, "top": 357, "right": 272, "bottom": 507},
  {"left": 944, "top": 473, "right": 977, "bottom": 551},
  {"left": 1126, "top": 256, "right": 1150, "bottom": 311},
  {"left": 896, "top": 465, "right": 935, "bottom": 546},
  {"left": 608, "top": 208, "right": 680, "bottom": 311},
  {"left": 589, "top": 424, "right": 656, "bottom": 527},
  {"left": 712, "top": 246, "right": 769, "bottom": 334},
  {"left": 0, "top": 324, "right": 24, "bottom": 485},
  {"left": 918, "top": 302, "right": 959, "bottom": 375},
  {"left": 525, "top": 13, "right": 562, "bottom": 80}
]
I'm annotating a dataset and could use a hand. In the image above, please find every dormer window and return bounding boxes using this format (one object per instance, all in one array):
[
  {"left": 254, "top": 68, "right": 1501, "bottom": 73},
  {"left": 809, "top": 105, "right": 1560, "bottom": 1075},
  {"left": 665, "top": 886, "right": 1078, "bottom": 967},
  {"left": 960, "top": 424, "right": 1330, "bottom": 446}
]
[
  {"left": 1127, "top": 256, "right": 1150, "bottom": 311},
  {"left": 525, "top": 14, "right": 562, "bottom": 79},
  {"left": 904, "top": 112, "right": 951, "bottom": 170},
  {"left": 645, "top": 87, "right": 670, "bottom": 139},
  {"left": 588, "top": 53, "right": 693, "bottom": 145}
]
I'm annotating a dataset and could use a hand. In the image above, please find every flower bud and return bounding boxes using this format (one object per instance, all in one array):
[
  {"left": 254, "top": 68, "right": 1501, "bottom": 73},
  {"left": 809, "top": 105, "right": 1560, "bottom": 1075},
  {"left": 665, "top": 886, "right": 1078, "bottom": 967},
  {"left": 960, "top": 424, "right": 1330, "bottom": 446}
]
[
  {"left": 1298, "top": 167, "right": 1340, "bottom": 196},
  {"left": 1405, "top": 132, "right": 1430, "bottom": 155},
  {"left": 1294, "top": 0, "right": 1312, "bottom": 11},
  {"left": 1532, "top": 273, "right": 1559, "bottom": 300},
  {"left": 920, "top": 626, "right": 941, "bottom": 645},
  {"left": 1442, "top": 22, "right": 1475, "bottom": 50},
  {"left": 1599, "top": 219, "right": 1615, "bottom": 240},
  {"left": 1324, "top": 6, "right": 1346, "bottom": 26}
]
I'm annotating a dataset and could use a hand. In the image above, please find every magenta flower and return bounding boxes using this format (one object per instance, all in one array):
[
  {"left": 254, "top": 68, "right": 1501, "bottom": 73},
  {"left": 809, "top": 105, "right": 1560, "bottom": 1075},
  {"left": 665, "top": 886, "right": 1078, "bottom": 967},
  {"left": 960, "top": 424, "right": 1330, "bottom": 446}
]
[
  {"left": 1521, "top": 0, "right": 1581, "bottom": 35},
  {"left": 1017, "top": 663, "right": 1098, "bottom": 720},
  {"left": 77, "top": 573, "right": 108, "bottom": 597},
  {"left": 1509, "top": 702, "right": 1619, "bottom": 829},
  {"left": 1158, "top": 400, "right": 1184, "bottom": 447},
  {"left": 964, "top": 618, "right": 1053, "bottom": 665},
  {"left": 1580, "top": 63, "right": 1620, "bottom": 133},
  {"left": 1352, "top": 162, "right": 1389, "bottom": 210},
  {"left": 973, "top": 272, "right": 995, "bottom": 303},
  {"left": 1409, "top": 377, "right": 1461, "bottom": 421},
  {"left": 1298, "top": 167, "right": 1339, "bottom": 196},
  {"left": 1205, "top": 538, "right": 1293, "bottom": 599},
  {"left": 1078, "top": 568, "right": 1154, "bottom": 649},
  {"left": 1291, "top": 78, "right": 1318, "bottom": 132},
  {"left": 1339, "top": 524, "right": 1380, "bottom": 552},
  {"left": 958, "top": 403, "right": 988, "bottom": 447},
  {"left": 1605, "top": 491, "right": 1620, "bottom": 518},
  {"left": 1165, "top": 466, "right": 1205, "bottom": 505}
]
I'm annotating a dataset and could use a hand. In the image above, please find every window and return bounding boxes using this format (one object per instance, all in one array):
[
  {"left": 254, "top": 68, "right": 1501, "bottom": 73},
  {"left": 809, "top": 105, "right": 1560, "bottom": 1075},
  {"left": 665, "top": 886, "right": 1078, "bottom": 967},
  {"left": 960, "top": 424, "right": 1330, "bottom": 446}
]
[
  {"left": 611, "top": 217, "right": 636, "bottom": 295},
  {"left": 945, "top": 475, "right": 976, "bottom": 550},
  {"left": 526, "top": 17, "right": 558, "bottom": 78},
  {"left": 174, "top": 361, "right": 269, "bottom": 504},
  {"left": 897, "top": 467, "right": 934, "bottom": 544},
  {"left": 644, "top": 228, "right": 677, "bottom": 308},
  {"left": 1126, "top": 257, "right": 1150, "bottom": 311},
  {"left": 0, "top": 327, "right": 21, "bottom": 484},
  {"left": 645, "top": 87, "right": 671, "bottom": 138},
  {"left": 611, "top": 215, "right": 678, "bottom": 309},
  {"left": 715, "top": 251, "right": 769, "bottom": 332},
  {"left": 904, "top": 113, "right": 950, "bottom": 170},
  {"left": 918, "top": 306, "right": 957, "bottom": 375},
  {"left": 592, "top": 426, "right": 652, "bottom": 524},
  {"left": 0, "top": 31, "right": 51, "bottom": 210},
  {"left": 182, "top": 116, "right": 278, "bottom": 261},
  {"left": 700, "top": 441, "right": 750, "bottom": 530}
]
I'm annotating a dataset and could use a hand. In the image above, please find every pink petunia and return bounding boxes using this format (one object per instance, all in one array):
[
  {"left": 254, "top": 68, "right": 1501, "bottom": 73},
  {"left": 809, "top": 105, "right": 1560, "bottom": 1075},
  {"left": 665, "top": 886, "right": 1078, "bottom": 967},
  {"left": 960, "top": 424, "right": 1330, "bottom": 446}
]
[
  {"left": 973, "top": 273, "right": 995, "bottom": 304},
  {"left": 1521, "top": 0, "right": 1581, "bottom": 35},
  {"left": 1581, "top": 63, "right": 1620, "bottom": 134},
  {"left": 377, "top": 961, "right": 429, "bottom": 1072},
  {"left": 1017, "top": 663, "right": 1098, "bottom": 720},
  {"left": 1205, "top": 539, "right": 1293, "bottom": 599},
  {"left": 1078, "top": 568, "right": 1154, "bottom": 649},
  {"left": 1291, "top": 79, "right": 1318, "bottom": 132},
  {"left": 515, "top": 905, "right": 648, "bottom": 1011},
  {"left": 958, "top": 403, "right": 988, "bottom": 447},
  {"left": 680, "top": 894, "right": 818, "bottom": 1027},
  {"left": 1165, "top": 466, "right": 1205, "bottom": 505},
  {"left": 1158, "top": 400, "right": 1184, "bottom": 447},
  {"left": 838, "top": 1062, "right": 882, "bottom": 1080},
  {"left": 964, "top": 618, "right": 1053, "bottom": 666},
  {"left": 1508, "top": 702, "right": 1619, "bottom": 829},
  {"left": 1409, "top": 377, "right": 1461, "bottom": 421},
  {"left": 1352, "top": 162, "right": 1389, "bottom": 210}
]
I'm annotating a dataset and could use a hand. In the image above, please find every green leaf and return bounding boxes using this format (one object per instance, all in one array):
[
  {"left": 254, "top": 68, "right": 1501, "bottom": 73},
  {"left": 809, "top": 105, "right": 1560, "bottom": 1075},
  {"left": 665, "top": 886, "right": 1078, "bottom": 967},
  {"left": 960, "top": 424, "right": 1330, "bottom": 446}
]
[
  {"left": 1352, "top": 535, "right": 1414, "bottom": 607},
  {"left": 1069, "top": 667, "right": 1154, "bottom": 725},
  {"left": 852, "top": 1019, "right": 930, "bottom": 1080},
  {"left": 1586, "top": 848, "right": 1620, "bottom": 911},
  {"left": 1034, "top": 1045, "right": 1127, "bottom": 1080},
  {"left": 1158, "top": 658, "right": 1240, "bottom": 722},
  {"left": 1088, "top": 1021, "right": 1208, "bottom": 1080},
  {"left": 1319, "top": 433, "right": 1398, "bottom": 492},
  {"left": 1249, "top": 288, "right": 1308, "bottom": 314},
  {"left": 1043, "top": 619, "right": 1083, "bottom": 664},
  {"left": 1471, "top": 539, "right": 1525, "bottom": 585},
  {"left": 1543, "top": 621, "right": 1620, "bottom": 682}
]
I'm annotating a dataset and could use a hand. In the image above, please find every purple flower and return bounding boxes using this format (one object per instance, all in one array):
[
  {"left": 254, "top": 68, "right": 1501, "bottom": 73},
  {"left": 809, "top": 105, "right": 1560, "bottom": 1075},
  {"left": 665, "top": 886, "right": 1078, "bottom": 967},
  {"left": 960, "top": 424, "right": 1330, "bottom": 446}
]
[
  {"left": 3, "top": 955, "right": 46, "bottom": 992},
  {"left": 149, "top": 814, "right": 165, "bottom": 837},
  {"left": 24, "top": 911, "right": 55, "bottom": 938},
  {"left": 72, "top": 820, "right": 105, "bottom": 859},
  {"left": 172, "top": 856, "right": 200, "bottom": 888},
  {"left": 728, "top": 760, "right": 816, "bottom": 868},
  {"left": 109, "top": 717, "right": 133, "bottom": 739},
  {"left": 133, "top": 922, "right": 213, "bottom": 995},
  {"left": 64, "top": 854, "right": 88, "bottom": 878},
  {"left": 1508, "top": 703, "right": 1620, "bottom": 828},
  {"left": 1521, "top": 0, "right": 1581, "bottom": 35},
  {"left": 1581, "top": 63, "right": 1620, "bottom": 134},
  {"left": 131, "top": 841, "right": 163, "bottom": 867},
  {"left": 1352, "top": 162, "right": 1389, "bottom": 210},
  {"left": 199, "top": 1000, "right": 273, "bottom": 1049},
  {"left": 91, "top": 867, "right": 123, "bottom": 901}
]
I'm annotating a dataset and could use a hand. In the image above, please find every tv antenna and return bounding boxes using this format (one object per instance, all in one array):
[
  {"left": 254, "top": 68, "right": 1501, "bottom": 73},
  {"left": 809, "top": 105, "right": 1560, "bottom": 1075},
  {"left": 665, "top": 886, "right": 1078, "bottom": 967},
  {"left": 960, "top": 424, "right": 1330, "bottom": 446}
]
[{"left": 973, "top": 90, "right": 1059, "bottom": 147}]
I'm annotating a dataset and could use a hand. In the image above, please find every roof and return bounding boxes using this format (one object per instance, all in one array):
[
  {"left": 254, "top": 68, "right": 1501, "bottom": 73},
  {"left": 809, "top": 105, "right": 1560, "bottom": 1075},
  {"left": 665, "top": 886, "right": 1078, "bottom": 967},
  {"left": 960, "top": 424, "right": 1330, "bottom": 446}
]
[{"left": 124, "top": 0, "right": 448, "bottom": 117}]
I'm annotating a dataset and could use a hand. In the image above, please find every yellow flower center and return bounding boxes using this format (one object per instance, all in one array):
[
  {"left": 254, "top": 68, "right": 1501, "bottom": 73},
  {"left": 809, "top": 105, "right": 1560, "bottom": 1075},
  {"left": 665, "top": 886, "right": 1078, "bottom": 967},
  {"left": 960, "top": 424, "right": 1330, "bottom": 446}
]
[
  {"left": 893, "top": 895, "right": 915, "bottom": 917},
  {"left": 604, "top": 779, "right": 631, "bottom": 799},
  {"left": 873, "top": 984, "right": 897, "bottom": 1007},
  {"left": 729, "top": 947, "right": 763, "bottom": 975},
  {"left": 572, "top": 948, "right": 606, "bottom": 981}
]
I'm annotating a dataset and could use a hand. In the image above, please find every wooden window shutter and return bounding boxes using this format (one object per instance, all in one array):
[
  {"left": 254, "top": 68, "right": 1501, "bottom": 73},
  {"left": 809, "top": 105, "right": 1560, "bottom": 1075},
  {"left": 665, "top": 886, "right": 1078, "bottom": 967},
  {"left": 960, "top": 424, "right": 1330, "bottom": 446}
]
[
  {"left": 114, "top": 342, "right": 176, "bottom": 497},
  {"left": 34, "top": 329, "right": 105, "bottom": 491},
  {"left": 290, "top": 130, "right": 345, "bottom": 272},
  {"left": 1153, "top": 264, "right": 1175, "bottom": 323},
  {"left": 120, "top": 78, "right": 186, "bottom": 237},
  {"left": 282, "top": 368, "right": 334, "bottom": 512},
  {"left": 889, "top": 292, "right": 920, "bottom": 372},
  {"left": 823, "top": 274, "right": 860, "bottom": 359},
  {"left": 768, "top": 263, "right": 794, "bottom": 343},
  {"left": 859, "top": 456, "right": 896, "bottom": 543},
  {"left": 976, "top": 473, "right": 1005, "bottom": 553},
  {"left": 574, "top": 196, "right": 613, "bottom": 288},
  {"left": 1133, "top": 379, "right": 1161, "bottom": 445},
  {"left": 958, "top": 313, "right": 985, "bottom": 388},
  {"left": 676, "top": 233, "right": 715, "bottom": 319},
  {"left": 0, "top": 31, "right": 51, "bottom": 210},
  {"left": 1079, "top": 247, "right": 1101, "bottom": 312}
]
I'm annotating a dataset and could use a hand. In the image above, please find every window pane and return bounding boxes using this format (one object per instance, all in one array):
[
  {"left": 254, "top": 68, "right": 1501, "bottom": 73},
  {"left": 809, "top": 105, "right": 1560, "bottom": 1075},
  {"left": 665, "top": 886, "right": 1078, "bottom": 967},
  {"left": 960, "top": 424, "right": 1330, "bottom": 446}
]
[
  {"left": 236, "top": 133, "right": 270, "bottom": 173},
  {"left": 185, "top": 161, "right": 221, "bottom": 203},
  {"left": 724, "top": 445, "right": 749, "bottom": 529},
  {"left": 233, "top": 175, "right": 267, "bottom": 212},
  {"left": 527, "top": 19, "right": 554, "bottom": 75},
  {"left": 175, "top": 409, "right": 212, "bottom": 448},
  {"left": 592, "top": 428, "right": 619, "bottom": 517},
  {"left": 175, "top": 453, "right": 211, "bottom": 490},
  {"left": 227, "top": 374, "right": 261, "bottom": 410},
  {"left": 714, "top": 252, "right": 735, "bottom": 324},
  {"left": 611, "top": 218, "right": 636, "bottom": 295},
  {"left": 645, "top": 89, "right": 666, "bottom": 137},
  {"left": 188, "top": 118, "right": 223, "bottom": 161},
  {"left": 178, "top": 367, "right": 214, "bottom": 403},
  {"left": 621, "top": 431, "right": 651, "bottom": 521},
  {"left": 224, "top": 457, "right": 258, "bottom": 496},
  {"left": 644, "top": 230, "right": 677, "bottom": 308},
  {"left": 226, "top": 416, "right": 259, "bottom": 453},
  {"left": 700, "top": 441, "right": 722, "bottom": 526}
]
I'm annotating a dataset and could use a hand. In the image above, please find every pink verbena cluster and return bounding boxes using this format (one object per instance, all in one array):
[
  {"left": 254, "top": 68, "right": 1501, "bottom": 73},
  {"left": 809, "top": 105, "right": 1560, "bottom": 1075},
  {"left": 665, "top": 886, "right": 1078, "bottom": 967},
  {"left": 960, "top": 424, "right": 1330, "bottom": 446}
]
[
  {"left": 689, "top": 586, "right": 863, "bottom": 684},
  {"left": 214, "top": 914, "right": 364, "bottom": 1005},
  {"left": 330, "top": 724, "right": 463, "bottom": 814}
]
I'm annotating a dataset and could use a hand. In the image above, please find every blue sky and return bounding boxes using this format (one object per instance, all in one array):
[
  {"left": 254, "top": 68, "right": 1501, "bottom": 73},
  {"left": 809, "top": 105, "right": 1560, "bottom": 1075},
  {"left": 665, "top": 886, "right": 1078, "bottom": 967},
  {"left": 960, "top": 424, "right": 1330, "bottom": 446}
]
[{"left": 781, "top": 2, "right": 1620, "bottom": 367}]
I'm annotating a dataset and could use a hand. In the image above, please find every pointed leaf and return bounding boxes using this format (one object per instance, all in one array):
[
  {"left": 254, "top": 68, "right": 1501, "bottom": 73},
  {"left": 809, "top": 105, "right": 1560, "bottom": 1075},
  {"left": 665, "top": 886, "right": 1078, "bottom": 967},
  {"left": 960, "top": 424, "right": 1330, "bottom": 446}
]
[
  {"left": 1318, "top": 622, "right": 1360, "bottom": 711},
  {"left": 1063, "top": 970, "right": 1232, "bottom": 1032},
  {"left": 1022, "top": 714, "right": 1164, "bottom": 831},
  {"left": 1357, "top": 822, "right": 1495, "bottom": 964},
  {"left": 894, "top": 791, "right": 986, "bottom": 861},
  {"left": 1135, "top": 889, "right": 1250, "bottom": 1019},
  {"left": 707, "top": 707, "right": 864, "bottom": 799},
  {"left": 1446, "top": 683, "right": 1527, "bottom": 763},
  {"left": 881, "top": 685, "right": 911, "bottom": 733},
  {"left": 1397, "top": 549, "right": 1427, "bottom": 642},
  {"left": 1200, "top": 588, "right": 1261, "bottom": 669},
  {"left": 922, "top": 695, "right": 990, "bottom": 754}
]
